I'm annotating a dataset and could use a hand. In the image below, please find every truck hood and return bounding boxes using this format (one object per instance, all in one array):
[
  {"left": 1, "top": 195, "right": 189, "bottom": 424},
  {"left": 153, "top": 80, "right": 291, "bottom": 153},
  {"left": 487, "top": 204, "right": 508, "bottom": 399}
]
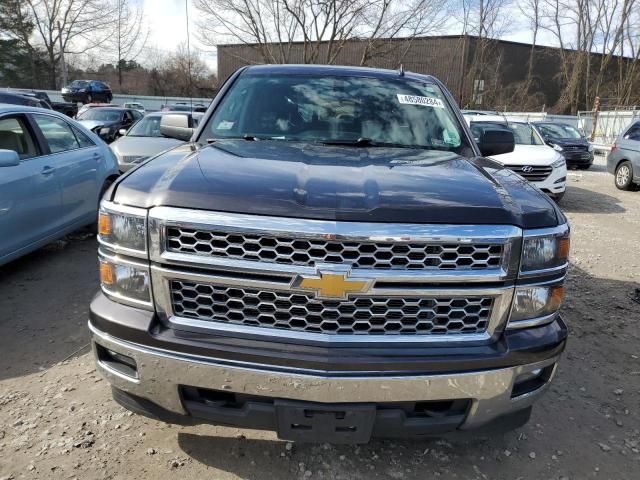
[
  {"left": 113, "top": 140, "right": 560, "bottom": 228},
  {"left": 490, "top": 144, "right": 562, "bottom": 166}
]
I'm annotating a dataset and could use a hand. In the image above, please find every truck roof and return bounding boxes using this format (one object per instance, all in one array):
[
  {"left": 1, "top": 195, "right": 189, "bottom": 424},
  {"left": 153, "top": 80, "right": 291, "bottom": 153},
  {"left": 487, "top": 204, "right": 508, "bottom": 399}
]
[{"left": 243, "top": 64, "right": 438, "bottom": 83}]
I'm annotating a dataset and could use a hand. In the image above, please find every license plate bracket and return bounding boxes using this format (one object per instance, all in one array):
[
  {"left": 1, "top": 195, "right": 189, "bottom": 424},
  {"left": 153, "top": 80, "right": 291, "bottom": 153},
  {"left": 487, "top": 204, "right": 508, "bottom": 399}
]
[{"left": 275, "top": 400, "right": 376, "bottom": 444}]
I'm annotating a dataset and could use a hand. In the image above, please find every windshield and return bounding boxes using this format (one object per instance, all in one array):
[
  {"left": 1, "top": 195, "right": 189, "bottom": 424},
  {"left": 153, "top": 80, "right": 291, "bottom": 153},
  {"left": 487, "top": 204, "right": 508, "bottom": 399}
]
[
  {"left": 202, "top": 74, "right": 471, "bottom": 153},
  {"left": 127, "top": 116, "right": 164, "bottom": 137},
  {"left": 507, "top": 123, "right": 543, "bottom": 145},
  {"left": 537, "top": 123, "right": 582, "bottom": 139},
  {"left": 70, "top": 80, "right": 89, "bottom": 88},
  {"left": 78, "top": 109, "right": 122, "bottom": 122}
]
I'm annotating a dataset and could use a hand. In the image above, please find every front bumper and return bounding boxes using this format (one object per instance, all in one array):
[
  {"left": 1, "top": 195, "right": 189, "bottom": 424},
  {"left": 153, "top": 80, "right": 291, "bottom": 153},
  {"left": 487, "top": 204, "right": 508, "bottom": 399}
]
[
  {"left": 563, "top": 151, "right": 593, "bottom": 167},
  {"left": 89, "top": 294, "right": 566, "bottom": 440},
  {"left": 535, "top": 165, "right": 567, "bottom": 197}
]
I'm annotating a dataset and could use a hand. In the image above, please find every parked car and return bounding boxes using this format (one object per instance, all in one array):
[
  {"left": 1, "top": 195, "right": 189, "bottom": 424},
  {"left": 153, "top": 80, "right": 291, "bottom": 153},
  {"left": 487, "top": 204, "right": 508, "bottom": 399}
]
[
  {"left": 123, "top": 102, "right": 146, "bottom": 114},
  {"left": 109, "top": 112, "right": 202, "bottom": 172},
  {"left": 466, "top": 115, "right": 567, "bottom": 201},
  {"left": 0, "top": 91, "right": 44, "bottom": 108},
  {"left": 532, "top": 122, "right": 594, "bottom": 169},
  {"left": 607, "top": 120, "right": 640, "bottom": 190},
  {"left": 91, "top": 65, "right": 569, "bottom": 443},
  {"left": 161, "top": 102, "right": 208, "bottom": 113},
  {"left": 61, "top": 80, "right": 113, "bottom": 104},
  {"left": 76, "top": 102, "right": 113, "bottom": 119},
  {"left": 76, "top": 107, "right": 143, "bottom": 143},
  {"left": 9, "top": 89, "right": 78, "bottom": 117},
  {"left": 0, "top": 105, "right": 119, "bottom": 266}
]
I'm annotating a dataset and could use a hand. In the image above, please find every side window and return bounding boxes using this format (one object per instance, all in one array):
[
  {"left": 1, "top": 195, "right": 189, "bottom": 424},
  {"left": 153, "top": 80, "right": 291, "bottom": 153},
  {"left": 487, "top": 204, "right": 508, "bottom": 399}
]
[
  {"left": 133, "top": 110, "right": 143, "bottom": 121},
  {"left": 71, "top": 125, "right": 95, "bottom": 148},
  {"left": 0, "top": 116, "right": 39, "bottom": 159},
  {"left": 124, "top": 111, "right": 134, "bottom": 124},
  {"left": 32, "top": 114, "right": 80, "bottom": 153},
  {"left": 625, "top": 123, "right": 640, "bottom": 141}
]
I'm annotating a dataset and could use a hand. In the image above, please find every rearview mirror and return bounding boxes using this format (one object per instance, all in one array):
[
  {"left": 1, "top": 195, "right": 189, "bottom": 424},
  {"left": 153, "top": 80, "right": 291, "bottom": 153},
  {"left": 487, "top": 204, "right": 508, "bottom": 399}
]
[
  {"left": 478, "top": 129, "right": 515, "bottom": 156},
  {"left": 160, "top": 114, "right": 194, "bottom": 141},
  {"left": 0, "top": 149, "right": 20, "bottom": 167}
]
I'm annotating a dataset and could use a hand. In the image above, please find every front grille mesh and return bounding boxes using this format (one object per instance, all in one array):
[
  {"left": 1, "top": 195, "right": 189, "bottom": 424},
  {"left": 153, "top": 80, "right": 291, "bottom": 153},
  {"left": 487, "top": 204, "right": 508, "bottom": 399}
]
[
  {"left": 505, "top": 165, "right": 552, "bottom": 182},
  {"left": 166, "top": 227, "right": 503, "bottom": 270},
  {"left": 170, "top": 280, "right": 493, "bottom": 335}
]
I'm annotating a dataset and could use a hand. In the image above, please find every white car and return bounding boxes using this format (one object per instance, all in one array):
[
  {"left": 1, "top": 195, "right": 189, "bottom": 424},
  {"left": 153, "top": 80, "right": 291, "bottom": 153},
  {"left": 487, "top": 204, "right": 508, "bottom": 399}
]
[
  {"left": 465, "top": 115, "right": 567, "bottom": 201},
  {"left": 123, "top": 102, "right": 145, "bottom": 114}
]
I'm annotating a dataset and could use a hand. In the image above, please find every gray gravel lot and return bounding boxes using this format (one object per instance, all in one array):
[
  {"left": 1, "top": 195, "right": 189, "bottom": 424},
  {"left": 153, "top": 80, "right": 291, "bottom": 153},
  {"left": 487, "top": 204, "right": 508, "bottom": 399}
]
[{"left": 1, "top": 156, "right": 639, "bottom": 480}]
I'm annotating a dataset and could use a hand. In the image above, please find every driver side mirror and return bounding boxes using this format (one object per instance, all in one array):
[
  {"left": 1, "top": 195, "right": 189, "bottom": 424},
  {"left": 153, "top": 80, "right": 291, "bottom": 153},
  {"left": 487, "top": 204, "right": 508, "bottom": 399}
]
[
  {"left": 0, "top": 149, "right": 20, "bottom": 167},
  {"left": 160, "top": 114, "right": 194, "bottom": 141},
  {"left": 478, "top": 129, "right": 515, "bottom": 156}
]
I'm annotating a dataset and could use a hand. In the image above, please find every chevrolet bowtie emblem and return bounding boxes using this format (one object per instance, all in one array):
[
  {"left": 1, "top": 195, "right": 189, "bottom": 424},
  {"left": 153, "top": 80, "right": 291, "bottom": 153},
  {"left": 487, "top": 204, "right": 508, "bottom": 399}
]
[{"left": 295, "top": 269, "right": 371, "bottom": 299}]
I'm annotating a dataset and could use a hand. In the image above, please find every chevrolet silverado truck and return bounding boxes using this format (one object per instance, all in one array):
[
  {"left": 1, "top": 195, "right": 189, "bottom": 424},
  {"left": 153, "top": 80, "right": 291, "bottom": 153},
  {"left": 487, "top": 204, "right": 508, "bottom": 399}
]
[{"left": 90, "top": 65, "right": 569, "bottom": 444}]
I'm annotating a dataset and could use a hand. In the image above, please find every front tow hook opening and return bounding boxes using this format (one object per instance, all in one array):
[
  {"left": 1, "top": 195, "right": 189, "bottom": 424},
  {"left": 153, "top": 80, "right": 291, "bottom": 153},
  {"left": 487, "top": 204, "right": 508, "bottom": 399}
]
[{"left": 95, "top": 343, "right": 138, "bottom": 379}]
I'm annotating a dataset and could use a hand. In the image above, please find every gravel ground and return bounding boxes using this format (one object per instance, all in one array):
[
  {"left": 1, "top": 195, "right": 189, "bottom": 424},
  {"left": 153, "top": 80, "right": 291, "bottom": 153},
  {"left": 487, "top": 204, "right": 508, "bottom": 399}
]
[{"left": 1, "top": 156, "right": 639, "bottom": 480}]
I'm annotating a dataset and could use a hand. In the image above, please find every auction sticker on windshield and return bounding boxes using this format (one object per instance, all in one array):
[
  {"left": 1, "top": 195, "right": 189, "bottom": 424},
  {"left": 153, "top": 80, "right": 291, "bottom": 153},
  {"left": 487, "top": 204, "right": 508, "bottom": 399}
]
[{"left": 396, "top": 94, "right": 445, "bottom": 108}]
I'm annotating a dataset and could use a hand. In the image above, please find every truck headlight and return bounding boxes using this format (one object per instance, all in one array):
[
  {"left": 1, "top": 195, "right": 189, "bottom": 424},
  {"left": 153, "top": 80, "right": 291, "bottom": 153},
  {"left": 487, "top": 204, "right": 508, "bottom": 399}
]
[
  {"left": 520, "top": 225, "right": 570, "bottom": 273},
  {"left": 508, "top": 285, "right": 564, "bottom": 328},
  {"left": 98, "top": 202, "right": 151, "bottom": 308},
  {"left": 98, "top": 202, "right": 147, "bottom": 254},
  {"left": 99, "top": 256, "right": 152, "bottom": 307},
  {"left": 588, "top": 144, "right": 594, "bottom": 152},
  {"left": 551, "top": 143, "right": 563, "bottom": 152}
]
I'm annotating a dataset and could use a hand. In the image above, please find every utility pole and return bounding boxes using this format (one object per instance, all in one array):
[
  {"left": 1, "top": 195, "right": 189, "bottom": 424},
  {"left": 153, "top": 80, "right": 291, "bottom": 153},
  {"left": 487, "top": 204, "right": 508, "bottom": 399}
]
[
  {"left": 57, "top": 21, "right": 68, "bottom": 87},
  {"left": 117, "top": 0, "right": 123, "bottom": 89}
]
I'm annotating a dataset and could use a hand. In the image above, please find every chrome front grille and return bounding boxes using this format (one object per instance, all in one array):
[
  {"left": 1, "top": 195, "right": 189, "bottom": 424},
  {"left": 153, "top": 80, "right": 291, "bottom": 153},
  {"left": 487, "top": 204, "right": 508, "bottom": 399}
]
[
  {"left": 170, "top": 280, "right": 493, "bottom": 335},
  {"left": 149, "top": 208, "right": 521, "bottom": 342},
  {"left": 505, "top": 165, "right": 552, "bottom": 182},
  {"left": 165, "top": 227, "right": 504, "bottom": 270}
]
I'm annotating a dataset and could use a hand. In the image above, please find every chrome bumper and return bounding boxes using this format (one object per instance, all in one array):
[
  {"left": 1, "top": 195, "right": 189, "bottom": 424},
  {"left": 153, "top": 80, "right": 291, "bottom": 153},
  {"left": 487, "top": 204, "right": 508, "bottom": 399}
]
[{"left": 90, "top": 324, "right": 558, "bottom": 430}]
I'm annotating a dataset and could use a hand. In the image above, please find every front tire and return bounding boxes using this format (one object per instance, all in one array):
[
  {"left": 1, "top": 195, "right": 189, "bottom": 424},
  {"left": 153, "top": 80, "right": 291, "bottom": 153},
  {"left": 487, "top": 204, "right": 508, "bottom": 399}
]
[
  {"left": 552, "top": 191, "right": 565, "bottom": 203},
  {"left": 615, "top": 161, "right": 634, "bottom": 190}
]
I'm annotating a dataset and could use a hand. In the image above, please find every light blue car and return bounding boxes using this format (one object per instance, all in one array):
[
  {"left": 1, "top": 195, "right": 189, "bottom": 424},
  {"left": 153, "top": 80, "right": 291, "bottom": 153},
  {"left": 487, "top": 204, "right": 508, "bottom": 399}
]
[{"left": 0, "top": 105, "right": 119, "bottom": 266}]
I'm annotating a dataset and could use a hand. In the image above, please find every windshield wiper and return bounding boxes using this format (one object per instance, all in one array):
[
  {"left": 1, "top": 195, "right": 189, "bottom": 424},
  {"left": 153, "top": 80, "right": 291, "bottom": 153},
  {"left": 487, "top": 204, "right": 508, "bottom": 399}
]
[{"left": 320, "top": 138, "right": 431, "bottom": 149}]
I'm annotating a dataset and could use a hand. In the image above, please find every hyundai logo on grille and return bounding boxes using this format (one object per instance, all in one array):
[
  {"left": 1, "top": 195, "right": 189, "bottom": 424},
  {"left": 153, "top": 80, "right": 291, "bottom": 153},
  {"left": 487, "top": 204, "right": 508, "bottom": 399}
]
[{"left": 521, "top": 166, "right": 534, "bottom": 173}]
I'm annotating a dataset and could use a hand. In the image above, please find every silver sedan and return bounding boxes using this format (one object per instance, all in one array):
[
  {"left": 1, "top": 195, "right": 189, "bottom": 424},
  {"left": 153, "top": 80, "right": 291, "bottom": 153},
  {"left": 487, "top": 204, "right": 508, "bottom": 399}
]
[{"left": 110, "top": 112, "right": 201, "bottom": 172}]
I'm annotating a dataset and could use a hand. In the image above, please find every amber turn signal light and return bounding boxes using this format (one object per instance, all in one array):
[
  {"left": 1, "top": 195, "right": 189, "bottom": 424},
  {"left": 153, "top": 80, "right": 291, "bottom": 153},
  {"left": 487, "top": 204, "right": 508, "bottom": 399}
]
[
  {"left": 100, "top": 262, "right": 114, "bottom": 285},
  {"left": 98, "top": 212, "right": 112, "bottom": 235},
  {"left": 558, "top": 237, "right": 570, "bottom": 260},
  {"left": 550, "top": 285, "right": 564, "bottom": 309}
]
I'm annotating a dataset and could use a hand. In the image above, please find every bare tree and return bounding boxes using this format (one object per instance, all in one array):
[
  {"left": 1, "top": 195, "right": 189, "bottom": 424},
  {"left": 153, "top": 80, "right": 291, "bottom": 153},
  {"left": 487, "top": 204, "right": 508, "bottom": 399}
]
[
  {"left": 358, "top": 0, "right": 451, "bottom": 67},
  {"left": 23, "top": 0, "right": 118, "bottom": 88},
  {"left": 194, "top": 0, "right": 451, "bottom": 67},
  {"left": 109, "top": 0, "right": 149, "bottom": 91}
]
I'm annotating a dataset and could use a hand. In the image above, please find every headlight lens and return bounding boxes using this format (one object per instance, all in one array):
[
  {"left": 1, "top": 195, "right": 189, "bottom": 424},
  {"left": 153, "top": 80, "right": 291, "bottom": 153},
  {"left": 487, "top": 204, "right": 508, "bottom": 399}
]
[
  {"left": 588, "top": 144, "right": 594, "bottom": 152},
  {"left": 552, "top": 143, "right": 563, "bottom": 152},
  {"left": 98, "top": 203, "right": 147, "bottom": 254},
  {"left": 551, "top": 156, "right": 566, "bottom": 168},
  {"left": 99, "top": 127, "right": 111, "bottom": 136},
  {"left": 509, "top": 285, "right": 564, "bottom": 326},
  {"left": 520, "top": 226, "right": 570, "bottom": 273},
  {"left": 100, "top": 257, "right": 151, "bottom": 305}
]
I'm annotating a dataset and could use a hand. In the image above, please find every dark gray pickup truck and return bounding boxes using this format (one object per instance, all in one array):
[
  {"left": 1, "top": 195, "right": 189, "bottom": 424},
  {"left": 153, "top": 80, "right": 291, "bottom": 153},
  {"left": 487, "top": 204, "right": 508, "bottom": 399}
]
[{"left": 90, "top": 65, "right": 569, "bottom": 444}]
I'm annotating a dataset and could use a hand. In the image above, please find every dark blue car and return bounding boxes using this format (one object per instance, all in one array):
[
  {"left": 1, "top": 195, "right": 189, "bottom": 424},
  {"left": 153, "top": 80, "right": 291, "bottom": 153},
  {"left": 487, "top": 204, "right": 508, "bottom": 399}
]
[{"left": 61, "top": 80, "right": 113, "bottom": 104}]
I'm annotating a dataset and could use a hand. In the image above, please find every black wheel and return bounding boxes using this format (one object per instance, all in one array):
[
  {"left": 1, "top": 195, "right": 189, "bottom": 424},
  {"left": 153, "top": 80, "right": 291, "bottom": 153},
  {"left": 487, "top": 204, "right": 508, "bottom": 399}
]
[
  {"left": 615, "top": 161, "right": 634, "bottom": 190},
  {"left": 553, "top": 191, "right": 565, "bottom": 203}
]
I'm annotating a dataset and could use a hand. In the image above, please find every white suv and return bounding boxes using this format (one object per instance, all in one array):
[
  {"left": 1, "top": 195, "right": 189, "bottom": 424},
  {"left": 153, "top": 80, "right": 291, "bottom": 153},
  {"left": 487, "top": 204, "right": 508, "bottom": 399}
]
[{"left": 466, "top": 115, "right": 567, "bottom": 201}]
